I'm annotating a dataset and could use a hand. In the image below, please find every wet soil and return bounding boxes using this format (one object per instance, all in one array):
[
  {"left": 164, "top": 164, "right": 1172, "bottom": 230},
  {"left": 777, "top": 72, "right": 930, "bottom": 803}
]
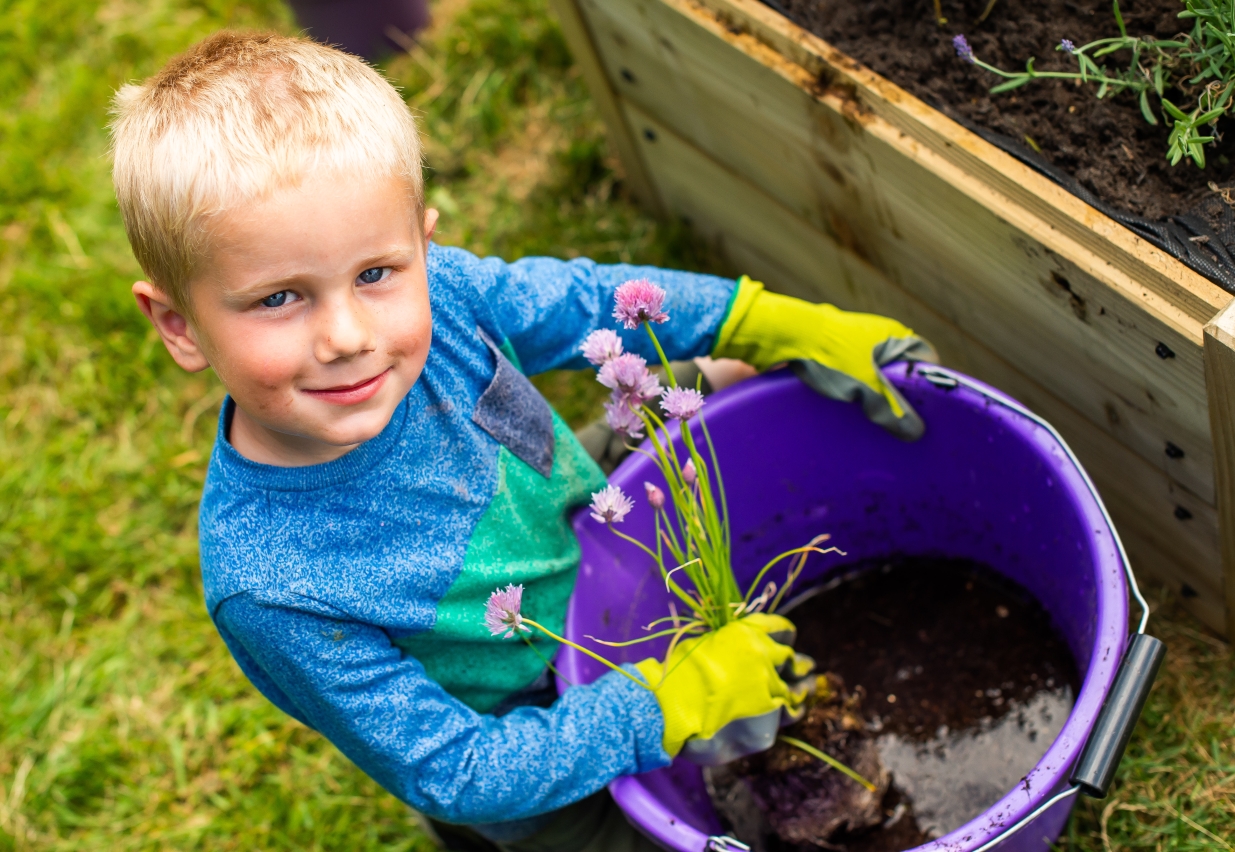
[
  {"left": 771, "top": 0, "right": 1235, "bottom": 222},
  {"left": 708, "top": 558, "right": 1080, "bottom": 850}
]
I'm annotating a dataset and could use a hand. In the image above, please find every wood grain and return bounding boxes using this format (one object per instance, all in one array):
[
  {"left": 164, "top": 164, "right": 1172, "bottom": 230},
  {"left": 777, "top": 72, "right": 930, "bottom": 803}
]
[
  {"left": 576, "top": 0, "right": 1226, "bottom": 505},
  {"left": 546, "top": 0, "right": 663, "bottom": 213},
  {"left": 627, "top": 102, "right": 1226, "bottom": 633},
  {"left": 690, "top": 0, "right": 1229, "bottom": 323},
  {"left": 1204, "top": 302, "right": 1235, "bottom": 638}
]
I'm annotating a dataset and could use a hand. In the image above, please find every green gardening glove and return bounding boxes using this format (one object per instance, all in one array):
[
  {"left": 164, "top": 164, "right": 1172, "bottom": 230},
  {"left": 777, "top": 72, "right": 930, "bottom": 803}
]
[
  {"left": 634, "top": 614, "right": 809, "bottom": 759},
  {"left": 713, "top": 277, "right": 938, "bottom": 440}
]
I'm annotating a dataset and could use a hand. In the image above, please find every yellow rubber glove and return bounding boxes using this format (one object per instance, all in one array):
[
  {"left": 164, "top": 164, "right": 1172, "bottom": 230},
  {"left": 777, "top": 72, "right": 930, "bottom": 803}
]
[
  {"left": 713, "top": 277, "right": 938, "bottom": 440},
  {"left": 634, "top": 615, "right": 802, "bottom": 758}
]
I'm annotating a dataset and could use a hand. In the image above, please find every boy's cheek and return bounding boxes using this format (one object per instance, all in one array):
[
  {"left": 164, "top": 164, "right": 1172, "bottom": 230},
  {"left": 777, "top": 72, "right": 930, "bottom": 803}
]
[
  {"left": 386, "top": 287, "right": 433, "bottom": 373},
  {"left": 209, "top": 337, "right": 304, "bottom": 405}
]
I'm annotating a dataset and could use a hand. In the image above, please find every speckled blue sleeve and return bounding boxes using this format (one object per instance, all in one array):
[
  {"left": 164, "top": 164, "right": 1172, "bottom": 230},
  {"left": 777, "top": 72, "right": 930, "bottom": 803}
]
[
  {"left": 466, "top": 252, "right": 737, "bottom": 375},
  {"left": 215, "top": 591, "right": 670, "bottom": 824}
]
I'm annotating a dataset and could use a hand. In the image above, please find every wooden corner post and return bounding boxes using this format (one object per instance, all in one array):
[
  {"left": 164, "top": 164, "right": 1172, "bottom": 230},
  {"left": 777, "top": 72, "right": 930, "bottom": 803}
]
[
  {"left": 547, "top": 0, "right": 664, "bottom": 214},
  {"left": 1204, "top": 299, "right": 1235, "bottom": 640}
]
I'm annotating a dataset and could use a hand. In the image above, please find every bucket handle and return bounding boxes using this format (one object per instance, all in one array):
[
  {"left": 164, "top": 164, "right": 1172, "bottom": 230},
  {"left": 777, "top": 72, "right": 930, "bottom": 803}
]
[
  {"left": 966, "top": 633, "right": 1165, "bottom": 851},
  {"left": 699, "top": 641, "right": 1165, "bottom": 852},
  {"left": 708, "top": 366, "right": 1165, "bottom": 852},
  {"left": 913, "top": 365, "right": 1166, "bottom": 850}
]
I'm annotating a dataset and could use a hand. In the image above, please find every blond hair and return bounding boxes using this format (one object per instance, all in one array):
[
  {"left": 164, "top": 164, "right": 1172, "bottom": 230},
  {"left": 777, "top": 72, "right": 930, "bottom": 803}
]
[{"left": 110, "top": 31, "right": 423, "bottom": 311}]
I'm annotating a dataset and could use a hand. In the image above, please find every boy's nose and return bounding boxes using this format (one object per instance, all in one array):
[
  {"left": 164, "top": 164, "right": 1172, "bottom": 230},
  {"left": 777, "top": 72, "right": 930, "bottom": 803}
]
[{"left": 314, "top": 295, "right": 376, "bottom": 362}]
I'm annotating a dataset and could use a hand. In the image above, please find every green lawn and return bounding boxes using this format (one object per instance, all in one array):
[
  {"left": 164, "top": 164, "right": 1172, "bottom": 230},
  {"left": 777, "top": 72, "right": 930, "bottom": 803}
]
[{"left": 0, "top": 0, "right": 1230, "bottom": 849}]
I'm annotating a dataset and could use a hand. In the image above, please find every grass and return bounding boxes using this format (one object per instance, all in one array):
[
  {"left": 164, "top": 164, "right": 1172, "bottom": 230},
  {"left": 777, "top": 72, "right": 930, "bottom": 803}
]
[{"left": 0, "top": 0, "right": 1230, "bottom": 849}]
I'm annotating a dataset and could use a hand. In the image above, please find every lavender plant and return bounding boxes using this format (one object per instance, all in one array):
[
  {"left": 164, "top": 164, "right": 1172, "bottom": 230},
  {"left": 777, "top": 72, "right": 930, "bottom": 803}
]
[{"left": 954, "top": 0, "right": 1235, "bottom": 167}]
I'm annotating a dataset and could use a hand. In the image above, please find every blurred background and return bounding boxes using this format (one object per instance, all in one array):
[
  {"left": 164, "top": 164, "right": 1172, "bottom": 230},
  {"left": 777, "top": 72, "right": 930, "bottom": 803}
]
[{"left": 0, "top": 1, "right": 1228, "bottom": 849}]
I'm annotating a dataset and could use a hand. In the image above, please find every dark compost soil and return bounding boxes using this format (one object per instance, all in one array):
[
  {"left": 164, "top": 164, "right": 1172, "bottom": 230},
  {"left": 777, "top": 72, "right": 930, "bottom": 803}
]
[
  {"left": 707, "top": 558, "right": 1081, "bottom": 850},
  {"left": 770, "top": 0, "right": 1235, "bottom": 232}
]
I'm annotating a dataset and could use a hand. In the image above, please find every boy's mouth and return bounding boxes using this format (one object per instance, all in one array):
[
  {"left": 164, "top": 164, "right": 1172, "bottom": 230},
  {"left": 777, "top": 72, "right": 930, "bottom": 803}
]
[{"left": 303, "top": 368, "right": 391, "bottom": 405}]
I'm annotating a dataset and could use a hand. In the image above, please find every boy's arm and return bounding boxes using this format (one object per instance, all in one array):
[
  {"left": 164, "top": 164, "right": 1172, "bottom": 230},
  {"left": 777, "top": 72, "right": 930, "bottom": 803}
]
[
  {"left": 458, "top": 251, "right": 934, "bottom": 439},
  {"left": 465, "top": 251, "right": 736, "bottom": 375},
  {"left": 214, "top": 592, "right": 669, "bottom": 825}
]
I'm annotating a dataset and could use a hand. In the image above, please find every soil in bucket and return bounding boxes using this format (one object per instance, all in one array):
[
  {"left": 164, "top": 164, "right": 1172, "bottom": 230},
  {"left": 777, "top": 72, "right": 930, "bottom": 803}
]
[
  {"left": 770, "top": 0, "right": 1235, "bottom": 225},
  {"left": 705, "top": 558, "right": 1080, "bottom": 850}
]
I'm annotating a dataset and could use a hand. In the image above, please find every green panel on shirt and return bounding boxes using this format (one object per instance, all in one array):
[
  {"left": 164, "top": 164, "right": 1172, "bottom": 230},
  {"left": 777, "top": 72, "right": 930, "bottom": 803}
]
[{"left": 394, "top": 412, "right": 608, "bottom": 713}]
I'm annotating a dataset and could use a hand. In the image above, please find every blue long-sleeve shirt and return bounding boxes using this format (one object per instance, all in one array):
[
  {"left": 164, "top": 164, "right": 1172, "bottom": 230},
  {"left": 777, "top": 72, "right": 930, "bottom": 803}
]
[{"left": 200, "top": 244, "right": 737, "bottom": 828}]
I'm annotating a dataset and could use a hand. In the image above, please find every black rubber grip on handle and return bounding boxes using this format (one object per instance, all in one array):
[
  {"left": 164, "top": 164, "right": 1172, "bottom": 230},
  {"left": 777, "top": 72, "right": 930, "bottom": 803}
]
[{"left": 1069, "top": 633, "right": 1166, "bottom": 798}]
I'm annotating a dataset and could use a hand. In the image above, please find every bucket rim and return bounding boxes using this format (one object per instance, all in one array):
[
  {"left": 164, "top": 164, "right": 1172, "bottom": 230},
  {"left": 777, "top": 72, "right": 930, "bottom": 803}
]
[{"left": 570, "top": 365, "right": 1131, "bottom": 852}]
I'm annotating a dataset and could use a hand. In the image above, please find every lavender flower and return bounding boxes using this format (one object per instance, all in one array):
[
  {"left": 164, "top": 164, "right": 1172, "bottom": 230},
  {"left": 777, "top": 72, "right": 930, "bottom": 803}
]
[
  {"left": 613, "top": 279, "right": 669, "bottom": 329},
  {"left": 953, "top": 34, "right": 975, "bottom": 64},
  {"left": 590, "top": 484, "right": 634, "bottom": 524},
  {"left": 581, "top": 329, "right": 624, "bottom": 365},
  {"left": 644, "top": 481, "right": 665, "bottom": 510},
  {"left": 485, "top": 584, "right": 527, "bottom": 638},
  {"left": 660, "top": 387, "right": 705, "bottom": 421},
  {"left": 682, "top": 459, "right": 697, "bottom": 486},
  {"left": 1059, "top": 39, "right": 1076, "bottom": 54},
  {"left": 605, "top": 397, "right": 646, "bottom": 439},
  {"left": 598, "top": 353, "right": 662, "bottom": 404}
]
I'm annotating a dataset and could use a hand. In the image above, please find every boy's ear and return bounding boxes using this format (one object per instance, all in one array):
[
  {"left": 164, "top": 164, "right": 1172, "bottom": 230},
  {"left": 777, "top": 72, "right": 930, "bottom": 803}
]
[
  {"left": 424, "top": 207, "right": 439, "bottom": 243},
  {"left": 132, "top": 281, "right": 210, "bottom": 372}
]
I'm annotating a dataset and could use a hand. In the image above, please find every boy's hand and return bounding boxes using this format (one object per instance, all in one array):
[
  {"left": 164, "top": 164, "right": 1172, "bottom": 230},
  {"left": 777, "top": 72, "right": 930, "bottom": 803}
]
[
  {"left": 634, "top": 614, "right": 809, "bottom": 759},
  {"left": 712, "top": 277, "right": 938, "bottom": 440}
]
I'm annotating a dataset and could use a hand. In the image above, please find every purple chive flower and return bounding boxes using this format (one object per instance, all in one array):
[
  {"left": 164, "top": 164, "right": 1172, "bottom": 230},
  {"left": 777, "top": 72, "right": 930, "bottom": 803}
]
[
  {"left": 598, "top": 353, "right": 663, "bottom": 405},
  {"left": 590, "top": 484, "right": 634, "bottom": 524},
  {"left": 953, "top": 34, "right": 975, "bottom": 64},
  {"left": 682, "top": 459, "right": 697, "bottom": 486},
  {"left": 1059, "top": 39, "right": 1076, "bottom": 54},
  {"left": 613, "top": 279, "right": 669, "bottom": 329},
  {"left": 605, "top": 397, "right": 646, "bottom": 439},
  {"left": 644, "top": 481, "right": 666, "bottom": 510},
  {"left": 581, "top": 329, "right": 624, "bottom": 365},
  {"left": 660, "top": 387, "right": 705, "bottom": 421},
  {"left": 628, "top": 375, "right": 663, "bottom": 407},
  {"left": 485, "top": 583, "right": 527, "bottom": 638}
]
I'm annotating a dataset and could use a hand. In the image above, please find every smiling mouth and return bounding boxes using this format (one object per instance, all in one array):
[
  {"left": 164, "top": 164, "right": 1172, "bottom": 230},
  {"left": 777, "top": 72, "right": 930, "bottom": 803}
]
[{"left": 303, "top": 368, "right": 391, "bottom": 405}]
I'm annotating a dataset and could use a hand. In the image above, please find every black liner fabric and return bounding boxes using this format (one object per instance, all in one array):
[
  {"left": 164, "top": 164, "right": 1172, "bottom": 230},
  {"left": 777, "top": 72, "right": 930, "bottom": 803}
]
[{"left": 955, "top": 120, "right": 1235, "bottom": 294}]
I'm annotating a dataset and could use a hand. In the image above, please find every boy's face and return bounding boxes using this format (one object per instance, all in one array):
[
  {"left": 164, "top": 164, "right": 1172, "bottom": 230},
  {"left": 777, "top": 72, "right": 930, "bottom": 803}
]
[{"left": 134, "top": 170, "right": 437, "bottom": 466}]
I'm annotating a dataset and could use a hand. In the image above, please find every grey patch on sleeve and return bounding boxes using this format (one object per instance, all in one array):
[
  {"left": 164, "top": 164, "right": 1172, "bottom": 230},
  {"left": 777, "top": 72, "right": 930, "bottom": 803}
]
[
  {"left": 790, "top": 333, "right": 939, "bottom": 443},
  {"left": 472, "top": 328, "right": 556, "bottom": 478}
]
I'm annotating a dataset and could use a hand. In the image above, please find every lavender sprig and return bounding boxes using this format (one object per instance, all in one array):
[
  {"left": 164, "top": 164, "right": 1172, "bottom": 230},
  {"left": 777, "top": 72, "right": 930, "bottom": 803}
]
[{"left": 952, "top": 0, "right": 1228, "bottom": 168}]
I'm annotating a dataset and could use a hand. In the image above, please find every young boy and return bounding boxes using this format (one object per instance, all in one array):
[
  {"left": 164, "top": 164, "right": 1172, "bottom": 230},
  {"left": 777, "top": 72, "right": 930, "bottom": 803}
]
[{"left": 110, "top": 31, "right": 932, "bottom": 851}]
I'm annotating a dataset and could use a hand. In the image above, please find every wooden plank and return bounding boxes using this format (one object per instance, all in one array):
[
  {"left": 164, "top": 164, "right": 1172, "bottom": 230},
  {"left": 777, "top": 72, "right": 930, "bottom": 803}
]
[
  {"left": 693, "top": 0, "right": 1230, "bottom": 326},
  {"left": 577, "top": 0, "right": 1225, "bottom": 506},
  {"left": 627, "top": 102, "right": 1226, "bottom": 633},
  {"left": 581, "top": 0, "right": 1224, "bottom": 330},
  {"left": 1204, "top": 301, "right": 1235, "bottom": 638},
  {"left": 545, "top": 0, "right": 663, "bottom": 213},
  {"left": 1113, "top": 522, "right": 1227, "bottom": 636}
]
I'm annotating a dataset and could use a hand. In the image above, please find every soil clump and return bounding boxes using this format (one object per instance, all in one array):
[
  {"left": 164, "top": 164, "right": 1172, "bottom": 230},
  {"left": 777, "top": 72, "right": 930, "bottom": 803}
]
[
  {"left": 772, "top": 0, "right": 1235, "bottom": 222},
  {"left": 706, "top": 558, "right": 1080, "bottom": 850}
]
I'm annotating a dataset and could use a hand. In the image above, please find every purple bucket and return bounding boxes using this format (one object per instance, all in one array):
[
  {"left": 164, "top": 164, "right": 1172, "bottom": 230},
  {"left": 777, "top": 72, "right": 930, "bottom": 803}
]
[{"left": 560, "top": 364, "right": 1129, "bottom": 852}]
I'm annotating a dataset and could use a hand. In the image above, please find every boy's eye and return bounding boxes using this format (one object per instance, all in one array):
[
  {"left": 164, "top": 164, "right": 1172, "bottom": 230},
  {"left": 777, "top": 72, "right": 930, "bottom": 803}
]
[
  {"left": 261, "top": 291, "right": 290, "bottom": 308},
  {"left": 358, "top": 267, "right": 390, "bottom": 285}
]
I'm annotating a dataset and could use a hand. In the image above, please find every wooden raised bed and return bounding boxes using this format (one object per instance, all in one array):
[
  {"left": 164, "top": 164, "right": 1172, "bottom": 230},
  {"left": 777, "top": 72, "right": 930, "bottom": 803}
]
[{"left": 548, "top": 0, "right": 1235, "bottom": 637}]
